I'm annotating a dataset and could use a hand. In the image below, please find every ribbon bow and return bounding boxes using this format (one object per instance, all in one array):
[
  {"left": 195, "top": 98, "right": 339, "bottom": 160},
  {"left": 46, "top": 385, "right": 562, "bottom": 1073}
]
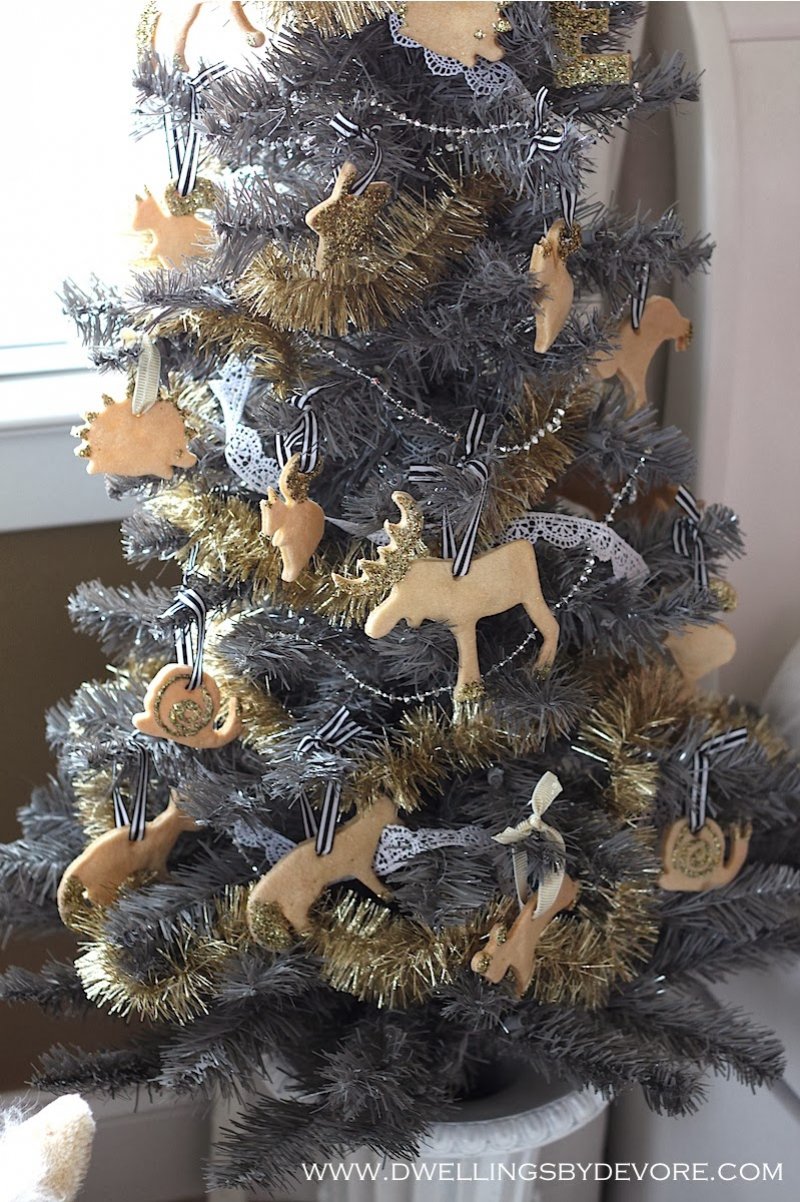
[
  {"left": 296, "top": 706, "right": 365, "bottom": 855},
  {"left": 409, "top": 409, "right": 489, "bottom": 577},
  {"left": 493, "top": 771, "right": 566, "bottom": 914},
  {"left": 164, "top": 62, "right": 228, "bottom": 198},
  {"left": 524, "top": 87, "right": 568, "bottom": 164},
  {"left": 686, "top": 728, "right": 749, "bottom": 832},
  {"left": 275, "top": 387, "right": 324, "bottom": 474},
  {"left": 112, "top": 736, "right": 151, "bottom": 843},
  {"left": 329, "top": 112, "right": 383, "bottom": 195},
  {"left": 672, "top": 485, "right": 709, "bottom": 590},
  {"left": 161, "top": 585, "right": 207, "bottom": 692}
]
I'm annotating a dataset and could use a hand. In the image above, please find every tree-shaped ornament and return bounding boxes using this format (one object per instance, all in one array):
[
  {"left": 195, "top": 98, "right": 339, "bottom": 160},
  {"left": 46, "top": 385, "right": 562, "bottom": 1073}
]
[
  {"left": 305, "top": 161, "right": 392, "bottom": 274},
  {"left": 332, "top": 492, "right": 559, "bottom": 701},
  {"left": 72, "top": 394, "right": 197, "bottom": 480},
  {"left": 530, "top": 218, "right": 582, "bottom": 353}
]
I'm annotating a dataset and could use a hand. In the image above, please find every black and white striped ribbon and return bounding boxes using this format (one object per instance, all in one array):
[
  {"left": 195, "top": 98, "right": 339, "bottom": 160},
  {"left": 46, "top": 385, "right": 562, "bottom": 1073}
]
[
  {"left": 112, "top": 737, "right": 151, "bottom": 843},
  {"left": 409, "top": 409, "right": 489, "bottom": 577},
  {"left": 296, "top": 706, "right": 365, "bottom": 855},
  {"left": 161, "top": 586, "right": 207, "bottom": 692},
  {"left": 329, "top": 111, "right": 383, "bottom": 196},
  {"left": 559, "top": 184, "right": 577, "bottom": 229},
  {"left": 524, "top": 87, "right": 567, "bottom": 165},
  {"left": 631, "top": 262, "right": 651, "bottom": 330},
  {"left": 275, "top": 387, "right": 323, "bottom": 474},
  {"left": 672, "top": 485, "right": 709, "bottom": 590},
  {"left": 687, "top": 728, "right": 749, "bottom": 832},
  {"left": 163, "top": 62, "right": 227, "bottom": 198}
]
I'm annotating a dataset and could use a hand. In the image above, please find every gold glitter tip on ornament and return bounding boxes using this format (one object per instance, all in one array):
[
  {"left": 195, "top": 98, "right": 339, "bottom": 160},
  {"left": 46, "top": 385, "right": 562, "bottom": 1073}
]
[
  {"left": 710, "top": 578, "right": 738, "bottom": 613},
  {"left": 550, "top": 2, "right": 632, "bottom": 88},
  {"left": 136, "top": 0, "right": 160, "bottom": 62},
  {"left": 248, "top": 898, "right": 296, "bottom": 949},
  {"left": 163, "top": 176, "right": 219, "bottom": 217},
  {"left": 236, "top": 174, "right": 501, "bottom": 336}
]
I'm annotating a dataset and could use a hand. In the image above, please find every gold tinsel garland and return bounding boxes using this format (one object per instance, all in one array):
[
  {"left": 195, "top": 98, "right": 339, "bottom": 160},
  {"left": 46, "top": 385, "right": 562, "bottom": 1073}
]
[
  {"left": 151, "top": 309, "right": 299, "bottom": 389},
  {"left": 263, "top": 0, "right": 392, "bottom": 36},
  {"left": 236, "top": 175, "right": 502, "bottom": 336}
]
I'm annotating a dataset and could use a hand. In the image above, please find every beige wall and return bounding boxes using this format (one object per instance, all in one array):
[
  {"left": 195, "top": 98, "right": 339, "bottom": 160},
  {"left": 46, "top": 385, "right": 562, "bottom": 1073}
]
[{"left": 0, "top": 522, "right": 172, "bottom": 1089}]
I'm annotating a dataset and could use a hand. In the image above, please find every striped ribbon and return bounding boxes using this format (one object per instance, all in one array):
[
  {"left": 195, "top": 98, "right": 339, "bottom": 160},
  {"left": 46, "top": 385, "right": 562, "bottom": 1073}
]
[
  {"left": 409, "top": 409, "right": 489, "bottom": 577},
  {"left": 631, "top": 262, "right": 651, "bottom": 330},
  {"left": 275, "top": 387, "right": 323, "bottom": 474},
  {"left": 296, "top": 706, "right": 365, "bottom": 855},
  {"left": 559, "top": 183, "right": 577, "bottom": 229},
  {"left": 329, "top": 111, "right": 383, "bottom": 195},
  {"left": 161, "top": 586, "right": 207, "bottom": 692},
  {"left": 493, "top": 772, "right": 566, "bottom": 914},
  {"left": 687, "top": 728, "right": 749, "bottom": 832},
  {"left": 163, "top": 62, "right": 227, "bottom": 198},
  {"left": 112, "top": 737, "right": 150, "bottom": 843},
  {"left": 131, "top": 333, "right": 162, "bottom": 416},
  {"left": 524, "top": 87, "right": 567, "bottom": 164},
  {"left": 672, "top": 485, "right": 709, "bottom": 590}
]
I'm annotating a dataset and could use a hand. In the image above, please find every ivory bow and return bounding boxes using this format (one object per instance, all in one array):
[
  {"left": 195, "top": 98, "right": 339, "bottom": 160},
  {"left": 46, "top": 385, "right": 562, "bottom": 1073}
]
[{"left": 493, "top": 772, "right": 565, "bottom": 915}]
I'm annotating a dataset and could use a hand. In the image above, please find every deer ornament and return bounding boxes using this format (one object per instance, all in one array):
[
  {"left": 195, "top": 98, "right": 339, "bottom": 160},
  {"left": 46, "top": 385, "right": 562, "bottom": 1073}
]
[
  {"left": 260, "top": 453, "right": 326, "bottom": 583},
  {"left": 247, "top": 794, "right": 398, "bottom": 946},
  {"left": 529, "top": 218, "right": 581, "bottom": 354},
  {"left": 592, "top": 295, "right": 693, "bottom": 413},
  {"left": 57, "top": 791, "right": 198, "bottom": 927},
  {"left": 332, "top": 492, "right": 559, "bottom": 701}
]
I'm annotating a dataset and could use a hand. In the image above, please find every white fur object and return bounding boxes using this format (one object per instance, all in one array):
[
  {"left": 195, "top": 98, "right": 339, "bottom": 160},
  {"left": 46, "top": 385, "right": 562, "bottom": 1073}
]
[{"left": 0, "top": 1095, "right": 95, "bottom": 1202}]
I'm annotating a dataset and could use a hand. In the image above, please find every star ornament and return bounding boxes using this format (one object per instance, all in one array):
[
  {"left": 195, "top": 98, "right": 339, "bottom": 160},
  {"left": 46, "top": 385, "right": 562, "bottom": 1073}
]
[
  {"left": 73, "top": 395, "right": 198, "bottom": 480},
  {"left": 305, "top": 162, "right": 392, "bottom": 274}
]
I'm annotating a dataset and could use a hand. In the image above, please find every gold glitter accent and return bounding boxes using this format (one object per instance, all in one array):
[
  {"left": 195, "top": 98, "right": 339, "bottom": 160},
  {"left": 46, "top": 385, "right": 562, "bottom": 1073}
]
[
  {"left": 473, "top": 28, "right": 485, "bottom": 40},
  {"left": 236, "top": 173, "right": 501, "bottom": 336},
  {"left": 136, "top": 0, "right": 160, "bottom": 62},
  {"left": 307, "top": 163, "right": 392, "bottom": 274},
  {"left": 331, "top": 492, "right": 429, "bottom": 605},
  {"left": 58, "top": 876, "right": 94, "bottom": 934},
  {"left": 264, "top": 0, "right": 391, "bottom": 36},
  {"left": 282, "top": 455, "right": 323, "bottom": 503},
  {"left": 667, "top": 821, "right": 723, "bottom": 879},
  {"left": 163, "top": 177, "right": 218, "bottom": 217},
  {"left": 248, "top": 898, "right": 296, "bottom": 949},
  {"left": 152, "top": 672, "right": 215, "bottom": 737},
  {"left": 550, "top": 2, "right": 632, "bottom": 88},
  {"left": 558, "top": 221, "right": 582, "bottom": 260},
  {"left": 710, "top": 578, "right": 738, "bottom": 612}
]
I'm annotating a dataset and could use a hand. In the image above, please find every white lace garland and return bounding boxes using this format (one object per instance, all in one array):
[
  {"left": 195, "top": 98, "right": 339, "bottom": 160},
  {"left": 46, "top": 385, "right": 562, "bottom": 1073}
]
[
  {"left": 387, "top": 12, "right": 516, "bottom": 99},
  {"left": 209, "top": 355, "right": 281, "bottom": 494},
  {"left": 503, "top": 512, "right": 649, "bottom": 580}
]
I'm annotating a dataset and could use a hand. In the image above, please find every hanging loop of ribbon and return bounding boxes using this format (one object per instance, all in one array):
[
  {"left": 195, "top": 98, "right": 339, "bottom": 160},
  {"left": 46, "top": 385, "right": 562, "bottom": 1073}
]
[
  {"left": 163, "top": 62, "right": 227, "bottom": 198},
  {"left": 275, "top": 387, "right": 324, "bottom": 474},
  {"left": 409, "top": 409, "right": 489, "bottom": 577},
  {"left": 120, "top": 329, "right": 162, "bottom": 416},
  {"left": 296, "top": 706, "right": 365, "bottom": 856},
  {"left": 672, "top": 485, "right": 709, "bottom": 590},
  {"left": 493, "top": 772, "right": 566, "bottom": 914},
  {"left": 112, "top": 736, "right": 151, "bottom": 843},
  {"left": 329, "top": 111, "right": 384, "bottom": 195},
  {"left": 161, "top": 586, "right": 207, "bottom": 692},
  {"left": 687, "top": 728, "right": 749, "bottom": 833},
  {"left": 631, "top": 261, "right": 651, "bottom": 330}
]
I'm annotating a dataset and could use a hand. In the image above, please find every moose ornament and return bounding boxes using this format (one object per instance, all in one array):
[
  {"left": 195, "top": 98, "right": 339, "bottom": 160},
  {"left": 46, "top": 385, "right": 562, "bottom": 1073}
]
[
  {"left": 332, "top": 492, "right": 559, "bottom": 701},
  {"left": 592, "top": 295, "right": 693, "bottom": 412},
  {"left": 261, "top": 452, "right": 326, "bottom": 582}
]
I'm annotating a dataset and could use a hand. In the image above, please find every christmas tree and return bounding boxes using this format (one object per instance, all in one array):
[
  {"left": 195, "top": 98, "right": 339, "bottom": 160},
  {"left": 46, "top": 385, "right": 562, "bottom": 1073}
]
[{"left": 2, "top": 2, "right": 799, "bottom": 1192}]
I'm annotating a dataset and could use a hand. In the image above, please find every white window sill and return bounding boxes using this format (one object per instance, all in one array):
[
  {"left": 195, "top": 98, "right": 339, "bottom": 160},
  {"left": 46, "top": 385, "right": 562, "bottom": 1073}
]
[{"left": 0, "top": 368, "right": 136, "bottom": 533}]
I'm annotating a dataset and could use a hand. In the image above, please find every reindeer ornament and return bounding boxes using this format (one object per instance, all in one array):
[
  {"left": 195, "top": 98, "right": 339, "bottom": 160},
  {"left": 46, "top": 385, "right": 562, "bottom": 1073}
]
[
  {"left": 261, "top": 453, "right": 326, "bottom": 582},
  {"left": 592, "top": 295, "right": 693, "bottom": 412},
  {"left": 332, "top": 492, "right": 559, "bottom": 701},
  {"left": 530, "top": 218, "right": 581, "bottom": 354}
]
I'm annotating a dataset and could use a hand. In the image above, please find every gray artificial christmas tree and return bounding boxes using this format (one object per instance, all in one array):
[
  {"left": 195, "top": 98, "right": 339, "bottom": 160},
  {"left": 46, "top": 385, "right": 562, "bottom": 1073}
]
[{"left": 2, "top": 2, "right": 799, "bottom": 1193}]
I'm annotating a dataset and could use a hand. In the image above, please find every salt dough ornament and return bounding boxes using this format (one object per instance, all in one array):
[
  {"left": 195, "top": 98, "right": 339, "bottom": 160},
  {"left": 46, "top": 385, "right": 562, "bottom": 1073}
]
[
  {"left": 530, "top": 218, "right": 581, "bottom": 354},
  {"left": 132, "top": 186, "right": 215, "bottom": 269},
  {"left": 592, "top": 296, "right": 693, "bottom": 413},
  {"left": 395, "top": 1, "right": 511, "bottom": 67},
  {"left": 57, "top": 791, "right": 198, "bottom": 926},
  {"left": 332, "top": 491, "right": 559, "bottom": 701},
  {"left": 666, "top": 623, "right": 737, "bottom": 685},
  {"left": 260, "top": 452, "right": 326, "bottom": 583},
  {"left": 171, "top": 1, "right": 265, "bottom": 67},
  {"left": 72, "top": 394, "right": 197, "bottom": 480},
  {"left": 305, "top": 161, "right": 392, "bottom": 274},
  {"left": 471, "top": 874, "right": 579, "bottom": 997},
  {"left": 133, "top": 664, "right": 242, "bottom": 749},
  {"left": 248, "top": 794, "right": 398, "bottom": 945},
  {"left": 659, "top": 817, "right": 751, "bottom": 891}
]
